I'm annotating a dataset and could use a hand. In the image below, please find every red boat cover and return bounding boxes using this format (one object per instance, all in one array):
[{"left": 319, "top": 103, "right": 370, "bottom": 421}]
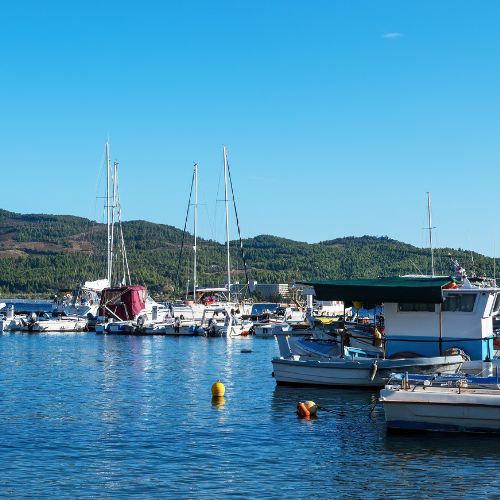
[{"left": 98, "top": 285, "right": 147, "bottom": 321}]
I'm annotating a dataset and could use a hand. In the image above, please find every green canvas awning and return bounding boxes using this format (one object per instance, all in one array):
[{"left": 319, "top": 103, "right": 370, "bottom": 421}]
[{"left": 299, "top": 276, "right": 454, "bottom": 304}]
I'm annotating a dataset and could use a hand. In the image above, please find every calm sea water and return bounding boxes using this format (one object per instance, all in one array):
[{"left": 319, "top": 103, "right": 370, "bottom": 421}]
[{"left": 0, "top": 333, "right": 498, "bottom": 498}]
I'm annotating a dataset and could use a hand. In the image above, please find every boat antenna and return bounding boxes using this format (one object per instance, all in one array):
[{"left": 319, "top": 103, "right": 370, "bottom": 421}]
[
  {"left": 193, "top": 162, "right": 198, "bottom": 301},
  {"left": 223, "top": 146, "right": 231, "bottom": 302},
  {"left": 425, "top": 192, "right": 435, "bottom": 276},
  {"left": 225, "top": 154, "right": 250, "bottom": 292},
  {"left": 175, "top": 166, "right": 195, "bottom": 297}
]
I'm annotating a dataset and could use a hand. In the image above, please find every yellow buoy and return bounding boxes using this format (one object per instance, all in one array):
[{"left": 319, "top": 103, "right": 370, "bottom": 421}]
[
  {"left": 211, "top": 380, "right": 226, "bottom": 397},
  {"left": 305, "top": 401, "right": 318, "bottom": 416}
]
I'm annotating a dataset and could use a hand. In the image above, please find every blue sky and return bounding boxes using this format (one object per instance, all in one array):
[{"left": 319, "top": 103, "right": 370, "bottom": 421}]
[{"left": 1, "top": 1, "right": 499, "bottom": 256}]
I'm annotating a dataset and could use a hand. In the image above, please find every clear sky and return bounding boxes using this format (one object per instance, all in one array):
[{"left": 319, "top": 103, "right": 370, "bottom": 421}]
[{"left": 1, "top": 1, "right": 499, "bottom": 256}]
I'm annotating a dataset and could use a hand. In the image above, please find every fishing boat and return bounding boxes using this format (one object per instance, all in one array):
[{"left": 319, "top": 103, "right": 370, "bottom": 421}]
[
  {"left": 273, "top": 334, "right": 464, "bottom": 387},
  {"left": 273, "top": 274, "right": 499, "bottom": 387},
  {"left": 380, "top": 372, "right": 500, "bottom": 433}
]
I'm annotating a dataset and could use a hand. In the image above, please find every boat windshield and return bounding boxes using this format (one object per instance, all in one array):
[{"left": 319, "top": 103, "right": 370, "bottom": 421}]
[{"left": 251, "top": 303, "right": 278, "bottom": 315}]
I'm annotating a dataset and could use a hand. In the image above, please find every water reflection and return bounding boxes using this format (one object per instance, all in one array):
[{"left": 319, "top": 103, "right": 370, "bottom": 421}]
[
  {"left": 211, "top": 396, "right": 226, "bottom": 408},
  {"left": 384, "top": 431, "right": 500, "bottom": 459}
]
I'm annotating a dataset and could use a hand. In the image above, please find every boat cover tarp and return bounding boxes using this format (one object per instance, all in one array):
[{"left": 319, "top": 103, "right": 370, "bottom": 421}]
[
  {"left": 298, "top": 277, "right": 454, "bottom": 304},
  {"left": 98, "top": 285, "right": 147, "bottom": 320}
]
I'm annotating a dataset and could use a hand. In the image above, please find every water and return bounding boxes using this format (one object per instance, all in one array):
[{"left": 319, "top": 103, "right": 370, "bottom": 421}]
[{"left": 0, "top": 333, "right": 498, "bottom": 498}]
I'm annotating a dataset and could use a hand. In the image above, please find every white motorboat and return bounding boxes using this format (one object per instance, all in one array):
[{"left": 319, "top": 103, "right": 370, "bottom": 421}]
[
  {"left": 254, "top": 323, "right": 292, "bottom": 338},
  {"left": 380, "top": 373, "right": 500, "bottom": 433},
  {"left": 192, "top": 307, "right": 252, "bottom": 337},
  {"left": 19, "top": 313, "right": 87, "bottom": 333},
  {"left": 0, "top": 304, "right": 26, "bottom": 333},
  {"left": 272, "top": 335, "right": 465, "bottom": 387}
]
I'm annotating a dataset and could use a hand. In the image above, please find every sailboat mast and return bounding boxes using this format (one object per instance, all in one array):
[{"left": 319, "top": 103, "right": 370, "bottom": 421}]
[
  {"left": 109, "top": 161, "right": 118, "bottom": 285},
  {"left": 105, "top": 142, "right": 111, "bottom": 284},
  {"left": 223, "top": 146, "right": 231, "bottom": 301},
  {"left": 193, "top": 162, "right": 198, "bottom": 301},
  {"left": 427, "top": 191, "right": 435, "bottom": 277}
]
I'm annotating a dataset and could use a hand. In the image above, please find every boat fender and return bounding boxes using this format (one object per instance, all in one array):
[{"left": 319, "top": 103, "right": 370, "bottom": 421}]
[
  {"left": 296, "top": 402, "right": 310, "bottom": 419},
  {"left": 370, "top": 360, "right": 378, "bottom": 381}
]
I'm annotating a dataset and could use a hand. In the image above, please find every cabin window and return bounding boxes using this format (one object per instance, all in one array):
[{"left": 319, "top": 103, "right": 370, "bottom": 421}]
[
  {"left": 398, "top": 303, "right": 435, "bottom": 312},
  {"left": 492, "top": 294, "right": 500, "bottom": 313},
  {"left": 442, "top": 293, "right": 476, "bottom": 312}
]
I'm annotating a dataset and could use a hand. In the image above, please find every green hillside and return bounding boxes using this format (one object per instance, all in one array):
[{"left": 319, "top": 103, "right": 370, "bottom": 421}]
[{"left": 0, "top": 209, "right": 494, "bottom": 298}]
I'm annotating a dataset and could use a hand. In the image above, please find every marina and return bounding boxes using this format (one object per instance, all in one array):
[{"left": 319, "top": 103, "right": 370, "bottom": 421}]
[{"left": 1, "top": 1, "right": 500, "bottom": 497}]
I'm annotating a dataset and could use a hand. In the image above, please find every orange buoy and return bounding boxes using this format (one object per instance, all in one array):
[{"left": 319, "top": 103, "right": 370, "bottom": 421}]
[{"left": 297, "top": 401, "right": 310, "bottom": 419}]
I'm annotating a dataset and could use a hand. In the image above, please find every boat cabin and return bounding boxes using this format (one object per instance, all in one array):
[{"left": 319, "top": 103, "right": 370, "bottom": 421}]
[{"left": 301, "top": 276, "right": 499, "bottom": 361}]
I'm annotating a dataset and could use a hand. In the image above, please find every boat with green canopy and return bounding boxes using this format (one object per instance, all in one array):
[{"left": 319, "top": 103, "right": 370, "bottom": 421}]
[{"left": 272, "top": 275, "right": 499, "bottom": 387}]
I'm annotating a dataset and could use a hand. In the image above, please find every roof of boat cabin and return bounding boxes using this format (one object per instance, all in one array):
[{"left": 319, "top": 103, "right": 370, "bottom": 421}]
[{"left": 298, "top": 276, "right": 454, "bottom": 303}]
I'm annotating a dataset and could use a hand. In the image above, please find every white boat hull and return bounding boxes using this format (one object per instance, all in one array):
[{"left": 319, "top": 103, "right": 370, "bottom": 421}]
[
  {"left": 380, "top": 386, "right": 500, "bottom": 432},
  {"left": 22, "top": 318, "right": 87, "bottom": 332},
  {"left": 272, "top": 355, "right": 464, "bottom": 388}
]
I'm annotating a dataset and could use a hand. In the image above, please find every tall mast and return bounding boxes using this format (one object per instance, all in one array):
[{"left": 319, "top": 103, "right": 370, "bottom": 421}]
[
  {"left": 193, "top": 162, "right": 198, "bottom": 300},
  {"left": 426, "top": 191, "right": 435, "bottom": 277},
  {"left": 105, "top": 142, "right": 111, "bottom": 284},
  {"left": 223, "top": 146, "right": 231, "bottom": 301},
  {"left": 109, "top": 161, "right": 118, "bottom": 285}
]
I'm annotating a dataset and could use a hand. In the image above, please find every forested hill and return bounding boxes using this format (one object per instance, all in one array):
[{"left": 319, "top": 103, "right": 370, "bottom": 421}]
[{"left": 0, "top": 209, "right": 494, "bottom": 297}]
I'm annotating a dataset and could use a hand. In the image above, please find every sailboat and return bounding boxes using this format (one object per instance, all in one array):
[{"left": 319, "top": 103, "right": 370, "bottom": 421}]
[
  {"left": 171, "top": 147, "right": 252, "bottom": 337},
  {"left": 94, "top": 144, "right": 170, "bottom": 334}
]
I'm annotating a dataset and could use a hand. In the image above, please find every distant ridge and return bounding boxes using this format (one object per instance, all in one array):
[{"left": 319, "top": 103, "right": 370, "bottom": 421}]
[{"left": 0, "top": 208, "right": 494, "bottom": 297}]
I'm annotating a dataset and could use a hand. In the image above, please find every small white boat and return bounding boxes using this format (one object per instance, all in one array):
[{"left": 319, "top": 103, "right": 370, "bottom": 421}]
[
  {"left": 380, "top": 373, "right": 500, "bottom": 433},
  {"left": 0, "top": 304, "right": 26, "bottom": 333},
  {"left": 254, "top": 323, "right": 292, "bottom": 338},
  {"left": 193, "top": 307, "right": 252, "bottom": 337},
  {"left": 20, "top": 313, "right": 87, "bottom": 333},
  {"left": 272, "top": 335, "right": 465, "bottom": 387}
]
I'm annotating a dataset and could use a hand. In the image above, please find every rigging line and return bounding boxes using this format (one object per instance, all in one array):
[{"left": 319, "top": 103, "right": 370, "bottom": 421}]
[
  {"left": 175, "top": 169, "right": 195, "bottom": 296},
  {"left": 226, "top": 157, "right": 250, "bottom": 290}
]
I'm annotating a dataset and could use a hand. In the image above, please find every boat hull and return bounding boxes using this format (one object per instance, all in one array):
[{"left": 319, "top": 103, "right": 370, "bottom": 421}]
[
  {"left": 272, "top": 355, "right": 464, "bottom": 388},
  {"left": 21, "top": 318, "right": 87, "bottom": 332},
  {"left": 380, "top": 387, "right": 500, "bottom": 433}
]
